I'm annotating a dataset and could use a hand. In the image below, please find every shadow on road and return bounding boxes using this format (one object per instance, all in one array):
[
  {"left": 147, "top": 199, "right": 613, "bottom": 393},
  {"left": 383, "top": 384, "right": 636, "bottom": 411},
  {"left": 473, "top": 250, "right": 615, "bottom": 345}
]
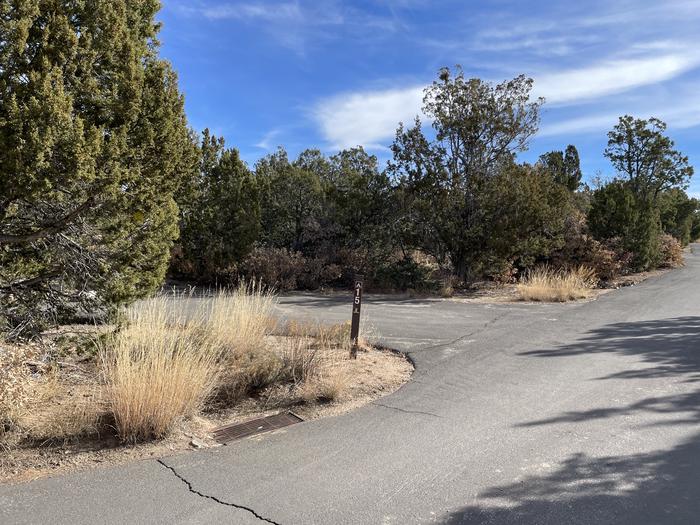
[
  {"left": 441, "top": 317, "right": 700, "bottom": 524},
  {"left": 522, "top": 316, "right": 700, "bottom": 382}
]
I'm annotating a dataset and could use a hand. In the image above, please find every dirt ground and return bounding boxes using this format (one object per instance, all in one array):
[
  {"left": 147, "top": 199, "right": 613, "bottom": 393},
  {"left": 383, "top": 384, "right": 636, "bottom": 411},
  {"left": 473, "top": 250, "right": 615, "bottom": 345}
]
[{"left": 0, "top": 339, "right": 412, "bottom": 485}]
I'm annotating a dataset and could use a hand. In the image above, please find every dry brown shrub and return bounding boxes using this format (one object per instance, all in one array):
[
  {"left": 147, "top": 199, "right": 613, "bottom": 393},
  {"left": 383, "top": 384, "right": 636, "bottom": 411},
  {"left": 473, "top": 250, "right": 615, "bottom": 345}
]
[
  {"left": 552, "top": 212, "right": 634, "bottom": 281},
  {"left": 240, "top": 246, "right": 341, "bottom": 290},
  {"left": 517, "top": 265, "right": 597, "bottom": 302},
  {"left": 659, "top": 233, "right": 684, "bottom": 268}
]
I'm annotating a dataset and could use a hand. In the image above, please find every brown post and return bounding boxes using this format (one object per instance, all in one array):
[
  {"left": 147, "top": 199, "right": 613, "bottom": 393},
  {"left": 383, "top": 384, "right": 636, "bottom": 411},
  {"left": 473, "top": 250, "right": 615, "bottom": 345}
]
[{"left": 349, "top": 275, "right": 364, "bottom": 359}]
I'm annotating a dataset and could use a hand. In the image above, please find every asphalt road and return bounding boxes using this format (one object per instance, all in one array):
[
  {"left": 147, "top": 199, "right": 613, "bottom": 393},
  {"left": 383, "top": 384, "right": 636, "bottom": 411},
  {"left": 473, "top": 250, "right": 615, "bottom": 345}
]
[{"left": 3, "top": 246, "right": 700, "bottom": 524}]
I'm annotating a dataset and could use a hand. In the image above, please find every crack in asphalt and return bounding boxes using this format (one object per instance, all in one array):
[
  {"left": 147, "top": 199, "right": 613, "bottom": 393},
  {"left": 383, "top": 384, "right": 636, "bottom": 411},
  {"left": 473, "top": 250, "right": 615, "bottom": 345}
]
[
  {"left": 372, "top": 402, "right": 443, "bottom": 418},
  {"left": 157, "top": 459, "right": 280, "bottom": 524},
  {"left": 410, "top": 312, "right": 509, "bottom": 353}
]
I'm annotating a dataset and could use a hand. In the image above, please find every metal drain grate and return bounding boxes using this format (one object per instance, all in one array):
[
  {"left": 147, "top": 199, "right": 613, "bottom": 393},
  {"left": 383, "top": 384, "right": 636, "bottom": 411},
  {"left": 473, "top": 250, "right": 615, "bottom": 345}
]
[{"left": 212, "top": 412, "right": 304, "bottom": 444}]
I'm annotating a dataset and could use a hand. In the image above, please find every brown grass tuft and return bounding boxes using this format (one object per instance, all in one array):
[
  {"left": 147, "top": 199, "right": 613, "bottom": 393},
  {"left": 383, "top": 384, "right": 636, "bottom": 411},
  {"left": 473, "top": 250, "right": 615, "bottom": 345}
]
[
  {"left": 100, "top": 296, "right": 221, "bottom": 442},
  {"left": 517, "top": 265, "right": 597, "bottom": 302},
  {"left": 299, "top": 370, "right": 349, "bottom": 403},
  {"left": 0, "top": 344, "right": 33, "bottom": 441}
]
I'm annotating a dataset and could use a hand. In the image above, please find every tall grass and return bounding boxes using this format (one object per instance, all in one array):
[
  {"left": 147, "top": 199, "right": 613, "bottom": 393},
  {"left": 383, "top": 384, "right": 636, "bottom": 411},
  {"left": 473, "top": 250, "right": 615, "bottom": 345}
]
[
  {"left": 100, "top": 286, "right": 277, "bottom": 441},
  {"left": 206, "top": 282, "right": 277, "bottom": 355},
  {"left": 0, "top": 345, "right": 31, "bottom": 442},
  {"left": 99, "top": 284, "right": 367, "bottom": 440},
  {"left": 100, "top": 295, "right": 220, "bottom": 442},
  {"left": 517, "top": 266, "right": 597, "bottom": 302}
]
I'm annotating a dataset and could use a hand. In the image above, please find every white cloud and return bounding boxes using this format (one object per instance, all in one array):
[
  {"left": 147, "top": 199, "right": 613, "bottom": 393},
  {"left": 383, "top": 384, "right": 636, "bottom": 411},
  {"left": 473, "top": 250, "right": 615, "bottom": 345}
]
[
  {"left": 535, "top": 50, "right": 700, "bottom": 105},
  {"left": 540, "top": 87, "right": 700, "bottom": 138},
  {"left": 176, "top": 1, "right": 400, "bottom": 54},
  {"left": 313, "top": 41, "right": 700, "bottom": 150},
  {"left": 313, "top": 86, "right": 424, "bottom": 150},
  {"left": 255, "top": 128, "right": 283, "bottom": 151},
  {"left": 192, "top": 2, "right": 304, "bottom": 22},
  {"left": 539, "top": 114, "right": 619, "bottom": 137}
]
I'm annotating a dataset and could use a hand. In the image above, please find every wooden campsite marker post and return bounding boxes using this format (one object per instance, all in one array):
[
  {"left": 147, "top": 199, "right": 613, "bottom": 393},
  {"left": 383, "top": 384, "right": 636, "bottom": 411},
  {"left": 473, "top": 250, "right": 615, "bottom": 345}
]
[{"left": 349, "top": 275, "right": 364, "bottom": 359}]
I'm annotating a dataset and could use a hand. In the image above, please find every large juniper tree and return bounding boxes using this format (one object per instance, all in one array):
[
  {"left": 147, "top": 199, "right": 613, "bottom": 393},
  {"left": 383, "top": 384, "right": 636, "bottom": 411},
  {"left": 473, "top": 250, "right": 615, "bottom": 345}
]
[
  {"left": 588, "top": 116, "right": 695, "bottom": 270},
  {"left": 0, "top": 1, "right": 196, "bottom": 335}
]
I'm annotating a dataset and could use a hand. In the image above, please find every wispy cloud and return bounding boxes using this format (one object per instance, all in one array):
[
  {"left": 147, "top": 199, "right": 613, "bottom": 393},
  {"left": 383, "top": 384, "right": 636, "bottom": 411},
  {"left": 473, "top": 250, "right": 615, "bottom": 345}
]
[
  {"left": 176, "top": 1, "right": 403, "bottom": 55},
  {"left": 540, "top": 84, "right": 700, "bottom": 138},
  {"left": 312, "top": 42, "right": 700, "bottom": 150},
  {"left": 255, "top": 128, "right": 283, "bottom": 151},
  {"left": 534, "top": 47, "right": 700, "bottom": 105},
  {"left": 313, "top": 86, "right": 424, "bottom": 150},
  {"left": 197, "top": 2, "right": 305, "bottom": 22}
]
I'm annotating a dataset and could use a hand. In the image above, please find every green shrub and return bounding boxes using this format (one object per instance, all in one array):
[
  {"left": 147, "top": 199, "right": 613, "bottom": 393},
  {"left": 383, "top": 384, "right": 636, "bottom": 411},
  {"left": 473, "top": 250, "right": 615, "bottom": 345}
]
[{"left": 374, "top": 257, "right": 437, "bottom": 291}]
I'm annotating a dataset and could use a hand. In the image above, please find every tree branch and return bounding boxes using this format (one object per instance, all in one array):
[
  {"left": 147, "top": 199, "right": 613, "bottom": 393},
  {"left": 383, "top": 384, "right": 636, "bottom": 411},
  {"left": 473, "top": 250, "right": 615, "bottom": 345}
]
[{"left": 0, "top": 196, "right": 96, "bottom": 245}]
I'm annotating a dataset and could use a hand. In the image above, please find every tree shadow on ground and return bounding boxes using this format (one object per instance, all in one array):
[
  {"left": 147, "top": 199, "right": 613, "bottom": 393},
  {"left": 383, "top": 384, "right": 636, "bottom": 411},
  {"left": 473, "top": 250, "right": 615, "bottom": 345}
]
[
  {"left": 523, "top": 316, "right": 700, "bottom": 382},
  {"left": 442, "top": 433, "right": 700, "bottom": 524},
  {"left": 441, "top": 317, "right": 700, "bottom": 524}
]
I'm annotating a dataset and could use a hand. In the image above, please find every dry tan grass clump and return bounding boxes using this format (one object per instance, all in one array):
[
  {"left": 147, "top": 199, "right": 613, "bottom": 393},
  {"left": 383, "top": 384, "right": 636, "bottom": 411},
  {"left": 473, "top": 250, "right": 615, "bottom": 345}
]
[
  {"left": 20, "top": 381, "right": 104, "bottom": 443},
  {"left": 0, "top": 344, "right": 33, "bottom": 441},
  {"left": 101, "top": 285, "right": 278, "bottom": 441},
  {"left": 299, "top": 370, "right": 349, "bottom": 403},
  {"left": 206, "top": 282, "right": 277, "bottom": 355},
  {"left": 207, "top": 284, "right": 280, "bottom": 402},
  {"left": 517, "top": 265, "right": 597, "bottom": 302},
  {"left": 91, "top": 284, "right": 378, "bottom": 442},
  {"left": 100, "top": 295, "right": 221, "bottom": 442}
]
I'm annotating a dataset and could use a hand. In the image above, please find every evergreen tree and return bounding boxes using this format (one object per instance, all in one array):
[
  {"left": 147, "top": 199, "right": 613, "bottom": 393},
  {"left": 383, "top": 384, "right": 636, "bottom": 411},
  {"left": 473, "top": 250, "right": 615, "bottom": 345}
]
[
  {"left": 657, "top": 189, "right": 699, "bottom": 246},
  {"left": 563, "top": 145, "right": 583, "bottom": 191},
  {"left": 538, "top": 145, "right": 582, "bottom": 191},
  {"left": 588, "top": 180, "right": 662, "bottom": 271},
  {"left": 605, "top": 116, "right": 693, "bottom": 203},
  {"left": 176, "top": 130, "right": 260, "bottom": 280},
  {"left": 389, "top": 68, "right": 544, "bottom": 279},
  {"left": 325, "top": 147, "right": 397, "bottom": 276},
  {"left": 0, "top": 1, "right": 196, "bottom": 335},
  {"left": 255, "top": 148, "right": 324, "bottom": 253},
  {"left": 588, "top": 116, "right": 695, "bottom": 270}
]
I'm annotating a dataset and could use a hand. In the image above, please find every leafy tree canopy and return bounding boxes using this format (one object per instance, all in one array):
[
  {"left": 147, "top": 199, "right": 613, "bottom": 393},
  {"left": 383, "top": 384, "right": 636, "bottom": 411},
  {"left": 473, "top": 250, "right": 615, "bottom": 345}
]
[
  {"left": 605, "top": 116, "right": 693, "bottom": 202},
  {"left": 389, "top": 68, "right": 544, "bottom": 279}
]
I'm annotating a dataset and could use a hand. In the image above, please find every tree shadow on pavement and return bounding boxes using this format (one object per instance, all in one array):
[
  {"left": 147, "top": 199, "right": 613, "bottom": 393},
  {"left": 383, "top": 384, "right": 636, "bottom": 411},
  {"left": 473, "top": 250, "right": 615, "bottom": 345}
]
[
  {"left": 441, "top": 317, "right": 700, "bottom": 524},
  {"left": 441, "top": 433, "right": 700, "bottom": 524},
  {"left": 523, "top": 316, "right": 700, "bottom": 382}
]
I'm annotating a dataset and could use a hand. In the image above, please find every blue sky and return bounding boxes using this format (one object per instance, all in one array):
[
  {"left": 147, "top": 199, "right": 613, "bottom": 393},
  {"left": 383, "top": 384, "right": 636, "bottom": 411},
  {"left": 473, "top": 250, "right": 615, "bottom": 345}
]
[{"left": 159, "top": 0, "right": 700, "bottom": 194}]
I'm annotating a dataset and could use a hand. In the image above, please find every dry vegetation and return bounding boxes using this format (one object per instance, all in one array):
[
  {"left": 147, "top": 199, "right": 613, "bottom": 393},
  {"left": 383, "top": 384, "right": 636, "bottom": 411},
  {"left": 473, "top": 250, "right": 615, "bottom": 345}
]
[
  {"left": 517, "top": 265, "right": 598, "bottom": 302},
  {"left": 0, "top": 286, "right": 411, "bottom": 482}
]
